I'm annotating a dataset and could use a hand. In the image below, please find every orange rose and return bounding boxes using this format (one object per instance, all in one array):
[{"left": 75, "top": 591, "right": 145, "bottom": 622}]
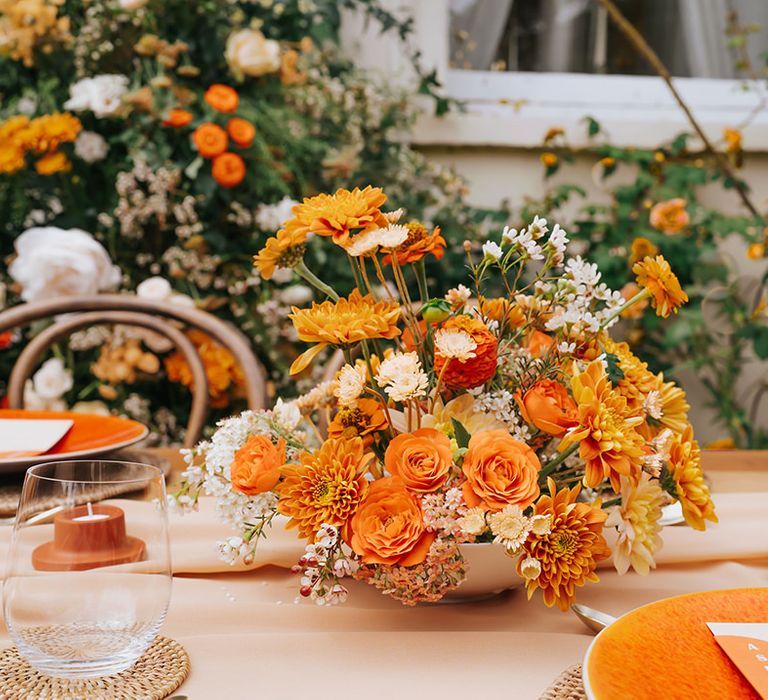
[
  {"left": 433, "top": 315, "right": 498, "bottom": 389},
  {"left": 230, "top": 434, "right": 286, "bottom": 496},
  {"left": 384, "top": 428, "right": 452, "bottom": 493},
  {"left": 515, "top": 379, "right": 578, "bottom": 437},
  {"left": 526, "top": 329, "right": 554, "bottom": 358},
  {"left": 461, "top": 430, "right": 541, "bottom": 511},
  {"left": 212, "top": 152, "right": 245, "bottom": 188},
  {"left": 349, "top": 477, "right": 435, "bottom": 566},
  {"left": 649, "top": 198, "right": 689, "bottom": 235},
  {"left": 227, "top": 117, "right": 255, "bottom": 148},
  {"left": 204, "top": 84, "right": 239, "bottom": 113},
  {"left": 163, "top": 108, "right": 194, "bottom": 127},
  {"left": 192, "top": 123, "right": 228, "bottom": 158}
]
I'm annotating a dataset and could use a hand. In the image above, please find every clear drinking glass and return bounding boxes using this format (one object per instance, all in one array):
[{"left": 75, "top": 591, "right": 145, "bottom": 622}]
[{"left": 3, "top": 461, "right": 172, "bottom": 678}]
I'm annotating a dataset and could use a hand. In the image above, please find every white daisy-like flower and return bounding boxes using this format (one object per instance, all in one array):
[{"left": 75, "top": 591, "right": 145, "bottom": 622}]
[
  {"left": 482, "top": 241, "right": 503, "bottom": 261},
  {"left": 375, "top": 351, "right": 429, "bottom": 403},
  {"left": 643, "top": 390, "right": 664, "bottom": 420},
  {"left": 530, "top": 514, "right": 552, "bottom": 536},
  {"left": 346, "top": 224, "right": 409, "bottom": 257},
  {"left": 519, "top": 556, "right": 542, "bottom": 580},
  {"left": 526, "top": 215, "right": 549, "bottom": 239},
  {"left": 457, "top": 507, "right": 487, "bottom": 536},
  {"left": 384, "top": 208, "right": 405, "bottom": 224},
  {"left": 334, "top": 363, "right": 367, "bottom": 406},
  {"left": 488, "top": 505, "right": 532, "bottom": 551},
  {"left": 445, "top": 284, "right": 472, "bottom": 308},
  {"left": 434, "top": 328, "right": 477, "bottom": 361},
  {"left": 557, "top": 341, "right": 576, "bottom": 354},
  {"left": 501, "top": 226, "right": 518, "bottom": 245},
  {"left": 546, "top": 223, "right": 569, "bottom": 266}
]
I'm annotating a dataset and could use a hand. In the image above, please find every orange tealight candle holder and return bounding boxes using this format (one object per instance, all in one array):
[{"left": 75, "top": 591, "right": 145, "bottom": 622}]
[{"left": 32, "top": 503, "right": 146, "bottom": 572}]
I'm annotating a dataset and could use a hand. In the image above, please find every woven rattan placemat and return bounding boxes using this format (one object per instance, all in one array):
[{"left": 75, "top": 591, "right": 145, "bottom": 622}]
[
  {"left": 0, "top": 448, "right": 171, "bottom": 518},
  {"left": 0, "top": 636, "right": 189, "bottom": 700},
  {"left": 539, "top": 664, "right": 587, "bottom": 700}
]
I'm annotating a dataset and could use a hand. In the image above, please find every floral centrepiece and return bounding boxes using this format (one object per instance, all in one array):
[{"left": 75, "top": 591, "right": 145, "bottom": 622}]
[{"left": 174, "top": 187, "right": 716, "bottom": 609}]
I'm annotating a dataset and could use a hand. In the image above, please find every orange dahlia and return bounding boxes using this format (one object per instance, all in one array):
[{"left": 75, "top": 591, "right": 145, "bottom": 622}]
[
  {"left": 518, "top": 478, "right": 610, "bottom": 611},
  {"left": 433, "top": 315, "right": 498, "bottom": 389},
  {"left": 277, "top": 437, "right": 373, "bottom": 541},
  {"left": 282, "top": 186, "right": 388, "bottom": 247},
  {"left": 327, "top": 398, "right": 387, "bottom": 446},
  {"left": 559, "top": 360, "right": 645, "bottom": 492},
  {"left": 381, "top": 221, "right": 446, "bottom": 265},
  {"left": 289, "top": 289, "right": 401, "bottom": 374},
  {"left": 633, "top": 255, "right": 688, "bottom": 318},
  {"left": 253, "top": 228, "right": 307, "bottom": 280},
  {"left": 666, "top": 426, "right": 717, "bottom": 531}
]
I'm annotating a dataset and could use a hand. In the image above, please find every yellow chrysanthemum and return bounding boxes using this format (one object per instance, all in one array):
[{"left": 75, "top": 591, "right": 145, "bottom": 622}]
[
  {"left": 602, "top": 338, "right": 656, "bottom": 416},
  {"left": 517, "top": 477, "right": 610, "bottom": 611},
  {"left": 666, "top": 426, "right": 717, "bottom": 531},
  {"left": 654, "top": 373, "right": 690, "bottom": 435},
  {"left": 0, "top": 144, "right": 25, "bottom": 174},
  {"left": 0, "top": 0, "right": 71, "bottom": 67},
  {"left": 288, "top": 288, "right": 401, "bottom": 374},
  {"left": 633, "top": 255, "right": 688, "bottom": 318},
  {"left": 559, "top": 360, "right": 645, "bottom": 492},
  {"left": 35, "top": 150, "right": 70, "bottom": 175},
  {"left": 253, "top": 228, "right": 306, "bottom": 280},
  {"left": 283, "top": 186, "right": 388, "bottom": 247},
  {"left": 0, "top": 115, "right": 31, "bottom": 142},
  {"left": 277, "top": 437, "right": 373, "bottom": 541},
  {"left": 18, "top": 112, "right": 81, "bottom": 153}
]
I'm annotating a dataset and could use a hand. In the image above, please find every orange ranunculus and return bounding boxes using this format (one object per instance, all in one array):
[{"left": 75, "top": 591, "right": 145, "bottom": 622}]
[
  {"left": 526, "top": 329, "right": 554, "bottom": 358},
  {"left": 227, "top": 117, "right": 255, "bottom": 148},
  {"left": 384, "top": 428, "right": 453, "bottom": 493},
  {"left": 515, "top": 379, "right": 578, "bottom": 437},
  {"left": 433, "top": 315, "right": 498, "bottom": 389},
  {"left": 649, "top": 198, "right": 689, "bottom": 235},
  {"left": 461, "top": 430, "right": 541, "bottom": 511},
  {"left": 163, "top": 108, "right": 194, "bottom": 127},
  {"left": 349, "top": 476, "right": 435, "bottom": 566},
  {"left": 192, "top": 123, "right": 228, "bottom": 158},
  {"left": 230, "top": 434, "right": 286, "bottom": 496},
  {"left": 204, "top": 84, "right": 239, "bottom": 113},
  {"left": 212, "top": 152, "right": 245, "bottom": 188},
  {"left": 35, "top": 151, "right": 70, "bottom": 175}
]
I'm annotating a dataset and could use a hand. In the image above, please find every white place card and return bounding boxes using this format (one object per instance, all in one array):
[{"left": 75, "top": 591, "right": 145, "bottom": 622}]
[{"left": 0, "top": 419, "right": 74, "bottom": 458}]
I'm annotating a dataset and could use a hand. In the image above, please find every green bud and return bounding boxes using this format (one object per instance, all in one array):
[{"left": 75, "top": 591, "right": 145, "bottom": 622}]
[{"left": 421, "top": 298, "right": 452, "bottom": 324}]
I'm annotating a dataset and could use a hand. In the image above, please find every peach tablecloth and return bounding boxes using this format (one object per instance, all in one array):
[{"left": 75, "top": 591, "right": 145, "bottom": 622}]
[{"left": 1, "top": 454, "right": 767, "bottom": 700}]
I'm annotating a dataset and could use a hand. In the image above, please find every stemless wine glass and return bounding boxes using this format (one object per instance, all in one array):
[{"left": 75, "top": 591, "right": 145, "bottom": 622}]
[{"left": 3, "top": 460, "right": 172, "bottom": 678}]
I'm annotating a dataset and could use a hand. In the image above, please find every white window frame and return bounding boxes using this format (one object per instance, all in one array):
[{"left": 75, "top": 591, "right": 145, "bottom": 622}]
[{"left": 377, "top": 0, "right": 768, "bottom": 150}]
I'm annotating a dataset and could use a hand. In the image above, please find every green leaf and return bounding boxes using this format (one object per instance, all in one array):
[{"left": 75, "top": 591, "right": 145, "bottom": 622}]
[
  {"left": 752, "top": 327, "right": 768, "bottom": 359},
  {"left": 451, "top": 417, "right": 471, "bottom": 449},
  {"left": 603, "top": 352, "right": 624, "bottom": 385}
]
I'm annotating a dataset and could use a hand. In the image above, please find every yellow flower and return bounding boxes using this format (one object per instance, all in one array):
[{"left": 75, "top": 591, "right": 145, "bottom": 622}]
[
  {"left": 540, "top": 152, "right": 558, "bottom": 167},
  {"left": 282, "top": 186, "right": 388, "bottom": 248},
  {"left": 0, "top": 0, "right": 71, "bottom": 67},
  {"left": 602, "top": 338, "right": 656, "bottom": 416},
  {"left": 629, "top": 237, "right": 658, "bottom": 265},
  {"left": 517, "top": 478, "right": 610, "bottom": 611},
  {"left": 421, "top": 394, "right": 507, "bottom": 436},
  {"left": 0, "top": 115, "right": 30, "bottom": 142},
  {"left": 327, "top": 398, "right": 387, "bottom": 446},
  {"left": 649, "top": 198, "right": 689, "bottom": 235},
  {"left": 19, "top": 113, "right": 81, "bottom": 153},
  {"left": 0, "top": 144, "right": 25, "bottom": 174},
  {"left": 35, "top": 150, "right": 70, "bottom": 175},
  {"left": 723, "top": 127, "right": 742, "bottom": 154},
  {"left": 253, "top": 228, "right": 306, "bottom": 280},
  {"left": 605, "top": 472, "right": 664, "bottom": 575},
  {"left": 747, "top": 242, "right": 765, "bottom": 260},
  {"left": 559, "top": 360, "right": 645, "bottom": 492},
  {"left": 288, "top": 288, "right": 401, "bottom": 374},
  {"left": 277, "top": 437, "right": 373, "bottom": 541},
  {"left": 653, "top": 374, "right": 690, "bottom": 435},
  {"left": 667, "top": 426, "right": 717, "bottom": 531},
  {"left": 633, "top": 255, "right": 688, "bottom": 318}
]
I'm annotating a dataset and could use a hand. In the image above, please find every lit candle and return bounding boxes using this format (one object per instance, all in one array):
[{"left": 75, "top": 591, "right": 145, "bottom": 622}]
[{"left": 71, "top": 502, "right": 110, "bottom": 522}]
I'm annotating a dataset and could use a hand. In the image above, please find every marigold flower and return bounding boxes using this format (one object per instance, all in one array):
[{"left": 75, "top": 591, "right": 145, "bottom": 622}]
[
  {"left": 434, "top": 315, "right": 498, "bottom": 389},
  {"left": 327, "top": 398, "right": 387, "bottom": 447},
  {"left": 212, "top": 152, "right": 245, "bottom": 188},
  {"left": 633, "top": 255, "right": 688, "bottom": 318},
  {"left": 667, "top": 426, "right": 717, "bottom": 531},
  {"left": 289, "top": 289, "right": 401, "bottom": 374},
  {"left": 192, "top": 123, "right": 228, "bottom": 158},
  {"left": 381, "top": 221, "right": 446, "bottom": 265},
  {"left": 517, "top": 477, "right": 610, "bottom": 611},
  {"left": 253, "top": 228, "right": 306, "bottom": 280},
  {"left": 0, "top": 145, "right": 26, "bottom": 174},
  {"left": 649, "top": 198, "right": 689, "bottom": 235},
  {"left": 515, "top": 379, "right": 578, "bottom": 437},
  {"left": 227, "top": 117, "right": 255, "bottom": 148},
  {"left": 230, "top": 434, "right": 286, "bottom": 496},
  {"left": 204, "top": 84, "right": 239, "bottom": 113},
  {"left": 278, "top": 437, "right": 373, "bottom": 541},
  {"left": 163, "top": 108, "right": 193, "bottom": 127},
  {"left": 18, "top": 113, "right": 81, "bottom": 153},
  {"left": 34, "top": 150, "right": 70, "bottom": 175},
  {"left": 384, "top": 428, "right": 453, "bottom": 493}
]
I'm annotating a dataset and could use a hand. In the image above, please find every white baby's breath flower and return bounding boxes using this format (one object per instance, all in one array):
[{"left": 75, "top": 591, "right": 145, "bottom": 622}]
[
  {"left": 488, "top": 505, "right": 531, "bottom": 552},
  {"left": 434, "top": 328, "right": 477, "bottom": 361},
  {"left": 334, "top": 363, "right": 367, "bottom": 406},
  {"left": 482, "top": 241, "right": 503, "bottom": 261},
  {"left": 457, "top": 507, "right": 487, "bottom": 536},
  {"left": 519, "top": 556, "right": 542, "bottom": 580},
  {"left": 375, "top": 352, "right": 429, "bottom": 403},
  {"left": 445, "top": 284, "right": 472, "bottom": 308}
]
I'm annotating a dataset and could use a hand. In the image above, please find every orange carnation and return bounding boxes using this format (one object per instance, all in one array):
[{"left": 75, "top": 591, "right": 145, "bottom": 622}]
[
  {"left": 381, "top": 221, "right": 446, "bottom": 265},
  {"left": 227, "top": 117, "right": 255, "bottom": 148},
  {"left": 384, "top": 428, "right": 453, "bottom": 493},
  {"left": 526, "top": 329, "right": 554, "bottom": 358},
  {"left": 231, "top": 434, "right": 286, "bottom": 496},
  {"left": 204, "top": 84, "right": 239, "bottom": 113},
  {"left": 212, "top": 152, "right": 245, "bottom": 188},
  {"left": 163, "top": 108, "right": 194, "bottom": 127},
  {"left": 461, "top": 430, "right": 541, "bottom": 511},
  {"left": 192, "top": 123, "right": 228, "bottom": 158},
  {"left": 515, "top": 379, "right": 578, "bottom": 437},
  {"left": 433, "top": 315, "right": 498, "bottom": 389},
  {"left": 349, "top": 476, "right": 435, "bottom": 566}
]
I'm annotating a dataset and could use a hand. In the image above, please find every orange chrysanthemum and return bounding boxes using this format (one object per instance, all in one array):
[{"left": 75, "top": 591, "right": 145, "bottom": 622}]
[
  {"left": 559, "top": 360, "right": 645, "bottom": 492},
  {"left": 602, "top": 338, "right": 656, "bottom": 416},
  {"left": 654, "top": 373, "right": 690, "bottom": 435},
  {"left": 227, "top": 117, "right": 255, "bottom": 148},
  {"left": 666, "top": 426, "right": 717, "bottom": 531},
  {"left": 212, "top": 152, "right": 245, "bottom": 188},
  {"left": 277, "top": 437, "right": 373, "bottom": 541},
  {"left": 163, "top": 108, "right": 194, "bottom": 127},
  {"left": 192, "top": 123, "right": 228, "bottom": 158},
  {"left": 327, "top": 398, "right": 387, "bottom": 447},
  {"left": 381, "top": 221, "right": 446, "bottom": 265},
  {"left": 629, "top": 237, "right": 659, "bottom": 265},
  {"left": 253, "top": 228, "right": 307, "bottom": 280},
  {"left": 434, "top": 315, "right": 498, "bottom": 389},
  {"left": 633, "top": 255, "right": 688, "bottom": 318},
  {"left": 518, "top": 477, "right": 610, "bottom": 611},
  {"left": 204, "top": 84, "right": 239, "bottom": 113},
  {"left": 289, "top": 289, "right": 401, "bottom": 374},
  {"left": 282, "top": 186, "right": 388, "bottom": 247}
]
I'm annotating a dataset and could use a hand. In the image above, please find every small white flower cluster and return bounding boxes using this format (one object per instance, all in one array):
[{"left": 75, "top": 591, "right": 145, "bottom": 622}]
[
  {"left": 457, "top": 505, "right": 551, "bottom": 555},
  {"left": 421, "top": 487, "right": 470, "bottom": 540},
  {"left": 482, "top": 216, "right": 570, "bottom": 269},
  {"left": 375, "top": 352, "right": 429, "bottom": 403},
  {"left": 294, "top": 525, "right": 358, "bottom": 606},
  {"left": 472, "top": 389, "right": 532, "bottom": 442},
  {"left": 254, "top": 196, "right": 299, "bottom": 232},
  {"left": 217, "top": 535, "right": 255, "bottom": 566}
]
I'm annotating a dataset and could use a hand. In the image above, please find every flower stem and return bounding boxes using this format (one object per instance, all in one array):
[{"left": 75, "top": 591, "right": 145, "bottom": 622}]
[
  {"left": 539, "top": 442, "right": 579, "bottom": 482},
  {"left": 295, "top": 261, "right": 339, "bottom": 301},
  {"left": 599, "top": 288, "right": 650, "bottom": 329}
]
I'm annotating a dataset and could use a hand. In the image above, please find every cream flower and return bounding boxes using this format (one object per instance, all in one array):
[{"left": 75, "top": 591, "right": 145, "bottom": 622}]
[
  {"left": 434, "top": 328, "right": 477, "bottom": 361},
  {"left": 225, "top": 29, "right": 281, "bottom": 80},
  {"left": 254, "top": 196, "right": 298, "bottom": 232},
  {"left": 488, "top": 505, "right": 532, "bottom": 552},
  {"left": 346, "top": 224, "right": 409, "bottom": 257},
  {"left": 445, "top": 284, "right": 472, "bottom": 308},
  {"left": 74, "top": 131, "right": 108, "bottom": 163},
  {"left": 530, "top": 514, "right": 552, "bottom": 536},
  {"left": 605, "top": 472, "right": 664, "bottom": 575},
  {"left": 482, "top": 241, "right": 503, "bottom": 261},
  {"left": 421, "top": 394, "right": 507, "bottom": 435},
  {"left": 136, "top": 276, "right": 172, "bottom": 301},
  {"left": 457, "top": 507, "right": 487, "bottom": 536},
  {"left": 64, "top": 75, "right": 129, "bottom": 118},
  {"left": 32, "top": 357, "right": 73, "bottom": 400},
  {"left": 272, "top": 398, "right": 302, "bottom": 431},
  {"left": 519, "top": 556, "right": 542, "bottom": 580},
  {"left": 384, "top": 208, "right": 405, "bottom": 224},
  {"left": 375, "top": 352, "right": 429, "bottom": 403},
  {"left": 334, "top": 363, "right": 367, "bottom": 406}
]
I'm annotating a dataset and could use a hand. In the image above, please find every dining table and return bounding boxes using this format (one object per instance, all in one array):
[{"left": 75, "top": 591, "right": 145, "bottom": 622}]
[{"left": 1, "top": 449, "right": 766, "bottom": 699}]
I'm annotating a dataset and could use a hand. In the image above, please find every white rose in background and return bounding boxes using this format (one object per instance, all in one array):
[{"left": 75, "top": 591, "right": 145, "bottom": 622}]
[
  {"left": 131, "top": 276, "right": 196, "bottom": 352},
  {"left": 64, "top": 75, "right": 129, "bottom": 118},
  {"left": 136, "top": 276, "right": 172, "bottom": 301},
  {"left": 25, "top": 358, "right": 73, "bottom": 413},
  {"left": 225, "top": 29, "right": 281, "bottom": 80},
  {"left": 9, "top": 227, "right": 121, "bottom": 301},
  {"left": 254, "top": 196, "right": 298, "bottom": 232},
  {"left": 24, "top": 382, "right": 67, "bottom": 412},
  {"left": 74, "top": 131, "right": 109, "bottom": 162}
]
